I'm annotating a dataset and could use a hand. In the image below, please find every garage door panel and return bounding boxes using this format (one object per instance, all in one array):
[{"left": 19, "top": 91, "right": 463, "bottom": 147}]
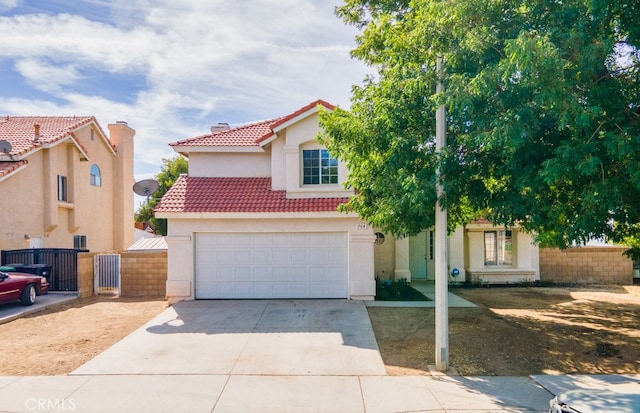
[
  {"left": 195, "top": 232, "right": 348, "bottom": 299},
  {"left": 254, "top": 267, "right": 272, "bottom": 281},
  {"left": 272, "top": 249, "right": 289, "bottom": 264}
]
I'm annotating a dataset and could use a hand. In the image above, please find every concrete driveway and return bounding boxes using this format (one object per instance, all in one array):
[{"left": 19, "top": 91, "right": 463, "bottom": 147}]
[{"left": 72, "top": 299, "right": 386, "bottom": 376}]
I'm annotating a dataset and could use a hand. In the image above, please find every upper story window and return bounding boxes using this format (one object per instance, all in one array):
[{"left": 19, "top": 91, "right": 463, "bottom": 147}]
[
  {"left": 302, "top": 149, "right": 338, "bottom": 185},
  {"left": 57, "top": 175, "right": 68, "bottom": 202},
  {"left": 90, "top": 164, "right": 101, "bottom": 187},
  {"left": 74, "top": 235, "right": 87, "bottom": 250},
  {"left": 484, "top": 230, "right": 512, "bottom": 266}
]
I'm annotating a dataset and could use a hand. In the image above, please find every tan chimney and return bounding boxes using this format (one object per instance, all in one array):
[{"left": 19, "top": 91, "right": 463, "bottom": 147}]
[
  {"left": 211, "top": 122, "right": 230, "bottom": 133},
  {"left": 34, "top": 124, "right": 40, "bottom": 142}
]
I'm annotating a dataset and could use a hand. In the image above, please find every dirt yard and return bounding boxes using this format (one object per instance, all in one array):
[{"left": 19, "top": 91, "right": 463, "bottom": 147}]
[
  {"left": 0, "top": 296, "right": 167, "bottom": 375},
  {"left": 368, "top": 285, "right": 640, "bottom": 376},
  {"left": 1, "top": 286, "right": 639, "bottom": 376}
]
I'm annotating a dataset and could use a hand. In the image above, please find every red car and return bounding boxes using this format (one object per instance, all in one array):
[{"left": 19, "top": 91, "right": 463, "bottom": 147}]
[{"left": 0, "top": 271, "right": 49, "bottom": 306}]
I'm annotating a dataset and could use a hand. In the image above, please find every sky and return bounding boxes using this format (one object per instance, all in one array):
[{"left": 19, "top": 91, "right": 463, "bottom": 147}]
[{"left": 0, "top": 0, "right": 371, "bottom": 207}]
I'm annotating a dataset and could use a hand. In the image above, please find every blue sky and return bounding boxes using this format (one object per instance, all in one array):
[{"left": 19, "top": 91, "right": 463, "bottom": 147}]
[{"left": 0, "top": 0, "right": 370, "bottom": 207}]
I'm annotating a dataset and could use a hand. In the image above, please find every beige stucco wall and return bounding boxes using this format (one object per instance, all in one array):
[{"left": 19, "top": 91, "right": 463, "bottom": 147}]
[
  {"left": 163, "top": 215, "right": 375, "bottom": 303},
  {"left": 373, "top": 232, "right": 395, "bottom": 280},
  {"left": 0, "top": 122, "right": 134, "bottom": 252},
  {"left": 539, "top": 246, "right": 632, "bottom": 284}
]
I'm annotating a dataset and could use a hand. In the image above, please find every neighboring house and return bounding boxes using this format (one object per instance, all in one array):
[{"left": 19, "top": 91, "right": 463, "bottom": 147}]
[
  {"left": 134, "top": 221, "right": 157, "bottom": 241},
  {"left": 127, "top": 236, "right": 167, "bottom": 251},
  {"left": 155, "top": 100, "right": 540, "bottom": 303},
  {"left": 0, "top": 116, "right": 135, "bottom": 252}
]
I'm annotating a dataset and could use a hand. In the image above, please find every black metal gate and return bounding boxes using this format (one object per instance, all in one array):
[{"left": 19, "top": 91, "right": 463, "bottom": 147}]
[{"left": 0, "top": 248, "right": 86, "bottom": 291}]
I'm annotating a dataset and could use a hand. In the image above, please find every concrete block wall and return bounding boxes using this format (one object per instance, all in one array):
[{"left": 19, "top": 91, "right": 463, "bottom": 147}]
[
  {"left": 77, "top": 252, "right": 98, "bottom": 298},
  {"left": 539, "top": 247, "right": 633, "bottom": 285},
  {"left": 120, "top": 251, "right": 167, "bottom": 297},
  {"left": 77, "top": 250, "right": 167, "bottom": 298}
]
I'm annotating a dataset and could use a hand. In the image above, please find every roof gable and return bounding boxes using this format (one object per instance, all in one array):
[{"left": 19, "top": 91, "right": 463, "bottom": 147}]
[
  {"left": 169, "top": 99, "right": 336, "bottom": 152},
  {"left": 0, "top": 116, "right": 115, "bottom": 159}
]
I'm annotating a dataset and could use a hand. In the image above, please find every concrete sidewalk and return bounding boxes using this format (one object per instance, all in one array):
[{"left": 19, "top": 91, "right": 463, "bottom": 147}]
[{"left": 0, "top": 374, "right": 554, "bottom": 413}]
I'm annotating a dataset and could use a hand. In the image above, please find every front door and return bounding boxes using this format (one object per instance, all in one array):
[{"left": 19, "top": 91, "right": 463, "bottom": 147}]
[
  {"left": 409, "top": 230, "right": 435, "bottom": 280},
  {"left": 409, "top": 232, "right": 427, "bottom": 279}
]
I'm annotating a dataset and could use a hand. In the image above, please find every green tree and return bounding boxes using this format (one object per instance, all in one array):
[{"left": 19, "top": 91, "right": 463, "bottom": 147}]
[
  {"left": 135, "top": 155, "right": 188, "bottom": 236},
  {"left": 320, "top": 0, "right": 640, "bottom": 255}
]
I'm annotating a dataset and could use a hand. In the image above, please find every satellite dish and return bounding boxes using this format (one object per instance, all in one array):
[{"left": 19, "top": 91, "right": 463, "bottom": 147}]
[
  {"left": 133, "top": 179, "right": 159, "bottom": 201},
  {"left": 0, "top": 140, "right": 12, "bottom": 155}
]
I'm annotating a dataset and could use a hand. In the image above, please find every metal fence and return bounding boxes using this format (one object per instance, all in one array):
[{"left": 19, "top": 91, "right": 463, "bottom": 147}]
[
  {"left": 0, "top": 248, "right": 86, "bottom": 291},
  {"left": 94, "top": 253, "right": 121, "bottom": 295}
]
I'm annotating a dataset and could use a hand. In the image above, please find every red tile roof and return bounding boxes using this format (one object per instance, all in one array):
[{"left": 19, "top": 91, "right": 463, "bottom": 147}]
[
  {"left": 154, "top": 176, "right": 349, "bottom": 214},
  {"left": 0, "top": 116, "right": 104, "bottom": 157},
  {"left": 264, "top": 99, "right": 334, "bottom": 135},
  {"left": 170, "top": 99, "right": 335, "bottom": 148},
  {"left": 170, "top": 118, "right": 281, "bottom": 147}
]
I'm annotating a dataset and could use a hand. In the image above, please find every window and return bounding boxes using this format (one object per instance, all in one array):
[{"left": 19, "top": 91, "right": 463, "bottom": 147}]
[
  {"left": 73, "top": 235, "right": 86, "bottom": 250},
  {"left": 429, "top": 230, "right": 434, "bottom": 260},
  {"left": 57, "top": 175, "right": 67, "bottom": 202},
  {"left": 302, "top": 149, "right": 338, "bottom": 185},
  {"left": 484, "top": 230, "right": 512, "bottom": 265},
  {"left": 90, "top": 164, "right": 101, "bottom": 186}
]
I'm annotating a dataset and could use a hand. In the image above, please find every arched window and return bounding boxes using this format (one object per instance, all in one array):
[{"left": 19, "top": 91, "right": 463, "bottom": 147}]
[{"left": 90, "top": 164, "right": 101, "bottom": 187}]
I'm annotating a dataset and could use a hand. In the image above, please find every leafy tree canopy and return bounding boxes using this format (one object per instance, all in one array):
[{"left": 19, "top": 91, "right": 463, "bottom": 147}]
[
  {"left": 320, "top": 0, "right": 640, "bottom": 257},
  {"left": 134, "top": 155, "right": 188, "bottom": 236}
]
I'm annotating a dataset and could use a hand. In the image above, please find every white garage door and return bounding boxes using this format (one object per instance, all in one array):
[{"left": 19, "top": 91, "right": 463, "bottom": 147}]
[{"left": 195, "top": 232, "right": 348, "bottom": 299}]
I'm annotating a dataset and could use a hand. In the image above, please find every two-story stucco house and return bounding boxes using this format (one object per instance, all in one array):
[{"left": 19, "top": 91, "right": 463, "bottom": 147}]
[
  {"left": 155, "top": 100, "right": 540, "bottom": 303},
  {"left": 0, "top": 116, "right": 135, "bottom": 252}
]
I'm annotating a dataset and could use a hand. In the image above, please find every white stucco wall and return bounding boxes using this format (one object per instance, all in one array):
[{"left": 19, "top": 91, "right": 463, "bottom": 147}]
[
  {"left": 464, "top": 224, "right": 539, "bottom": 283},
  {"left": 188, "top": 151, "right": 271, "bottom": 178},
  {"left": 274, "top": 113, "right": 351, "bottom": 199},
  {"left": 271, "top": 138, "right": 286, "bottom": 190},
  {"left": 163, "top": 215, "right": 376, "bottom": 302}
]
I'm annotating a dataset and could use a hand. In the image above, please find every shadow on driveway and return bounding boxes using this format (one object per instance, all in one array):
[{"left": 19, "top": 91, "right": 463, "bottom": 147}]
[{"left": 72, "top": 299, "right": 386, "bottom": 376}]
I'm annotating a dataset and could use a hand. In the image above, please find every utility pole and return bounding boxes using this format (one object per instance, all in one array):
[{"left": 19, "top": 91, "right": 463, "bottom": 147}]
[{"left": 435, "top": 56, "right": 449, "bottom": 372}]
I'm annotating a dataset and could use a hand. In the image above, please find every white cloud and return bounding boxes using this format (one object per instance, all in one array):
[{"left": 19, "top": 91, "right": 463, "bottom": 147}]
[
  {"left": 15, "top": 58, "right": 81, "bottom": 93},
  {"left": 0, "top": 0, "right": 19, "bottom": 13},
  {"left": 0, "top": 0, "right": 371, "bottom": 180}
]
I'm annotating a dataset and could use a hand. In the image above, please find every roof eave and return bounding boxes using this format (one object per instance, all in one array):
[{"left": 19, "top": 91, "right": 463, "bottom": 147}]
[
  {"left": 171, "top": 145, "right": 265, "bottom": 154},
  {"left": 270, "top": 100, "right": 335, "bottom": 133},
  {"left": 154, "top": 211, "right": 355, "bottom": 219},
  {"left": 44, "top": 135, "right": 91, "bottom": 161},
  {"left": 0, "top": 161, "right": 28, "bottom": 183}
]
